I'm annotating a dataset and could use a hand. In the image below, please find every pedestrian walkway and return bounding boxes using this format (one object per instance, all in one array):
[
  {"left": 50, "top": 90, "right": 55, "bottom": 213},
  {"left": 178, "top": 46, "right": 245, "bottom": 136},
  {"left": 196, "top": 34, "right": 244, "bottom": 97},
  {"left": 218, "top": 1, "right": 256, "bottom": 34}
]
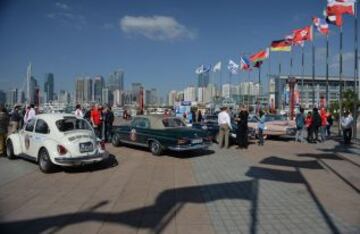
[{"left": 191, "top": 139, "right": 360, "bottom": 234}]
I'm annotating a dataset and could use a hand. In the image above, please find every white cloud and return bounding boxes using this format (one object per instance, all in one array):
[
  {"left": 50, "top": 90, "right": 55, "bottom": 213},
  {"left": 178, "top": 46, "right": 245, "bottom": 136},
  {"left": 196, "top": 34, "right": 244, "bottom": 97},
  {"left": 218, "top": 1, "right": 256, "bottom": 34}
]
[
  {"left": 120, "top": 15, "right": 196, "bottom": 41},
  {"left": 55, "top": 2, "right": 70, "bottom": 10}
]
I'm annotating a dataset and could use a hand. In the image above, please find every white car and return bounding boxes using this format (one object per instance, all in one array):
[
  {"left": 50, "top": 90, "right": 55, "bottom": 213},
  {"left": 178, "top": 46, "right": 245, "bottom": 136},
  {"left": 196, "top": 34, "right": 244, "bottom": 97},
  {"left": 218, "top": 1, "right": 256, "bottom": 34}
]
[{"left": 6, "top": 114, "right": 109, "bottom": 173}]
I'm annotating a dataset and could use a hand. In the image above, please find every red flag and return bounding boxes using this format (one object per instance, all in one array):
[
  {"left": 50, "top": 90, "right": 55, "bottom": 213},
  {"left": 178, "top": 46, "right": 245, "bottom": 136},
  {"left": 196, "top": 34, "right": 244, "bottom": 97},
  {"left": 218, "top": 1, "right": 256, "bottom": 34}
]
[
  {"left": 327, "top": 1, "right": 355, "bottom": 16},
  {"left": 249, "top": 49, "right": 269, "bottom": 63},
  {"left": 293, "top": 26, "right": 313, "bottom": 44}
]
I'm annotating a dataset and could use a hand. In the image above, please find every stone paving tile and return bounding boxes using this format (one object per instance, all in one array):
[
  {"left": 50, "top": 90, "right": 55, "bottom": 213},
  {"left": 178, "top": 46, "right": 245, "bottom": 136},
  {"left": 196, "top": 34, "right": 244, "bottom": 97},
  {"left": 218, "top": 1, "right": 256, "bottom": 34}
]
[{"left": 191, "top": 140, "right": 360, "bottom": 234}]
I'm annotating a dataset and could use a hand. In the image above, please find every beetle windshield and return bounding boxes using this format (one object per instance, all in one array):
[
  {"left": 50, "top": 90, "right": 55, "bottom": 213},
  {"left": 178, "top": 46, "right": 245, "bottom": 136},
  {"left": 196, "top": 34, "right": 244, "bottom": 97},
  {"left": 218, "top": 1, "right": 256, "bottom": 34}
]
[
  {"left": 56, "top": 118, "right": 92, "bottom": 132},
  {"left": 162, "top": 118, "right": 186, "bottom": 128}
]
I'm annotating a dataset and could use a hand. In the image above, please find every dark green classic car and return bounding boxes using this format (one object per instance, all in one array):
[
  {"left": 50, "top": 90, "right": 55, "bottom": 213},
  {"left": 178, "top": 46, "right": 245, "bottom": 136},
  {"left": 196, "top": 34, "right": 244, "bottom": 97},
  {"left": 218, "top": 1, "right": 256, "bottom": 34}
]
[{"left": 111, "top": 115, "right": 212, "bottom": 155}]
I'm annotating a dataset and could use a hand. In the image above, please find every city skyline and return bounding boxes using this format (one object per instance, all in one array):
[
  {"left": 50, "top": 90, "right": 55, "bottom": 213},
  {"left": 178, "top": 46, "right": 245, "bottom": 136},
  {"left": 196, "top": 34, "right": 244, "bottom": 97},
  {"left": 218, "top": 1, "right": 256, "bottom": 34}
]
[{"left": 0, "top": 0, "right": 357, "bottom": 98}]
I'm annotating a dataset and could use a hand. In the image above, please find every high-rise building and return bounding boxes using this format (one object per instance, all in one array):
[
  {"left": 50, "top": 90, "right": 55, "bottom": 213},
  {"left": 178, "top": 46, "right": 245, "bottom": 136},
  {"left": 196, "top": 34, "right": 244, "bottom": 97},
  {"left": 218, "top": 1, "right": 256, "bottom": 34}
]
[
  {"left": 131, "top": 82, "right": 142, "bottom": 103},
  {"left": 6, "top": 89, "right": 18, "bottom": 107},
  {"left": 144, "top": 89, "right": 151, "bottom": 106},
  {"left": 17, "top": 89, "right": 25, "bottom": 104},
  {"left": 26, "top": 63, "right": 32, "bottom": 104},
  {"left": 197, "top": 72, "right": 210, "bottom": 88},
  {"left": 108, "top": 69, "right": 124, "bottom": 92},
  {"left": 184, "top": 86, "right": 196, "bottom": 102},
  {"left": 113, "top": 89, "right": 125, "bottom": 107},
  {"left": 149, "top": 88, "right": 158, "bottom": 106},
  {"left": 0, "top": 90, "right": 5, "bottom": 105},
  {"left": 176, "top": 91, "right": 184, "bottom": 102},
  {"left": 58, "top": 90, "right": 70, "bottom": 104},
  {"left": 168, "top": 90, "right": 177, "bottom": 106},
  {"left": 29, "top": 76, "right": 38, "bottom": 104},
  {"left": 102, "top": 88, "right": 112, "bottom": 105},
  {"left": 75, "top": 78, "right": 85, "bottom": 104},
  {"left": 222, "top": 84, "right": 237, "bottom": 98},
  {"left": 84, "top": 77, "right": 93, "bottom": 103},
  {"left": 44, "top": 73, "right": 54, "bottom": 102},
  {"left": 94, "top": 75, "right": 105, "bottom": 103}
]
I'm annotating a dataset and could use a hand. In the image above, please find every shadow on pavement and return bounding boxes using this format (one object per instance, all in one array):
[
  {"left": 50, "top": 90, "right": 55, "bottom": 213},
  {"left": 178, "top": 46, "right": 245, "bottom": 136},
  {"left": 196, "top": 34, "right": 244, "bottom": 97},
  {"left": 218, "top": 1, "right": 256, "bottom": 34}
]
[
  {"left": 0, "top": 179, "right": 258, "bottom": 234},
  {"left": 252, "top": 156, "right": 341, "bottom": 234}
]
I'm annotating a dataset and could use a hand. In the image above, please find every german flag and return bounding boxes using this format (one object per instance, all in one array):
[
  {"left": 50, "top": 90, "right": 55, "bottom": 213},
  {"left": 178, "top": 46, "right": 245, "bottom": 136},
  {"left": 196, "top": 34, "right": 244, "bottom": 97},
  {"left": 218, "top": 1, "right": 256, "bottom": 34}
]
[{"left": 270, "top": 40, "right": 291, "bottom": 52}]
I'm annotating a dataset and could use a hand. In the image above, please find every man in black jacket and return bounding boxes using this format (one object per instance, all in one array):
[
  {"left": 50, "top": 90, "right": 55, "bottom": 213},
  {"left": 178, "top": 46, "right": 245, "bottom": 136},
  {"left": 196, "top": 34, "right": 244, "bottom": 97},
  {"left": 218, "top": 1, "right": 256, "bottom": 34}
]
[{"left": 311, "top": 107, "right": 321, "bottom": 143}]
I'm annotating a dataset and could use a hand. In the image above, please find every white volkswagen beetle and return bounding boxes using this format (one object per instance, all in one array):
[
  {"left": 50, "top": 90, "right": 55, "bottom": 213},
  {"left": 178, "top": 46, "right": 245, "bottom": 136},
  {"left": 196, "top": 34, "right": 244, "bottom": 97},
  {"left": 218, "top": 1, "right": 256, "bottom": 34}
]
[{"left": 6, "top": 114, "right": 109, "bottom": 173}]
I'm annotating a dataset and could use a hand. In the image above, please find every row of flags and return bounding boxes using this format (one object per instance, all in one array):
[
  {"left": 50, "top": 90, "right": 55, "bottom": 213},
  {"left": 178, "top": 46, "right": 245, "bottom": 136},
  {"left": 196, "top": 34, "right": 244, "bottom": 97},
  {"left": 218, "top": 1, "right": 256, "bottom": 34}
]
[{"left": 195, "top": 0, "right": 357, "bottom": 76}]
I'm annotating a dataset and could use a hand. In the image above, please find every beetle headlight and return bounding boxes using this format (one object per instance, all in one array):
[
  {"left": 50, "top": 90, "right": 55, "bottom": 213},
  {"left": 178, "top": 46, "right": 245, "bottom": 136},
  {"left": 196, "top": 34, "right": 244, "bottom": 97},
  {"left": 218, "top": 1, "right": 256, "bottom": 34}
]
[{"left": 202, "top": 125, "right": 208, "bottom": 130}]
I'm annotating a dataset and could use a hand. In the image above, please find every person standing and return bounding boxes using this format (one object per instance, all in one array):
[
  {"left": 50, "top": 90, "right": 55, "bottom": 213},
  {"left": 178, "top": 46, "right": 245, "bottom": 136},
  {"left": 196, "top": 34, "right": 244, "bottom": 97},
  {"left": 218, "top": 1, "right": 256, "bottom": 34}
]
[
  {"left": 236, "top": 106, "right": 249, "bottom": 149},
  {"left": 326, "top": 112, "right": 333, "bottom": 137},
  {"left": 197, "top": 110, "right": 203, "bottom": 123},
  {"left": 24, "top": 104, "right": 36, "bottom": 124},
  {"left": 295, "top": 107, "right": 305, "bottom": 143},
  {"left": 90, "top": 104, "right": 102, "bottom": 138},
  {"left": 9, "top": 105, "right": 21, "bottom": 133},
  {"left": 102, "top": 105, "right": 114, "bottom": 142},
  {"left": 74, "top": 104, "right": 84, "bottom": 118},
  {"left": 341, "top": 111, "right": 353, "bottom": 145},
  {"left": 218, "top": 107, "right": 232, "bottom": 149},
  {"left": 257, "top": 111, "right": 266, "bottom": 146},
  {"left": 319, "top": 108, "right": 328, "bottom": 142},
  {"left": 0, "top": 105, "right": 9, "bottom": 156},
  {"left": 305, "top": 112, "right": 313, "bottom": 143},
  {"left": 311, "top": 108, "right": 321, "bottom": 143}
]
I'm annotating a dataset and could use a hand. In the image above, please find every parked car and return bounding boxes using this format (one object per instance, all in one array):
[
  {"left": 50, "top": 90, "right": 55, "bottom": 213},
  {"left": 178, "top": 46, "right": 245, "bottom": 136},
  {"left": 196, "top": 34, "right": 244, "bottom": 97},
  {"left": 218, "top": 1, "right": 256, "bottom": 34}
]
[
  {"left": 248, "top": 114, "right": 297, "bottom": 138},
  {"left": 6, "top": 114, "right": 109, "bottom": 173},
  {"left": 111, "top": 115, "right": 212, "bottom": 155},
  {"left": 192, "top": 115, "right": 256, "bottom": 144}
]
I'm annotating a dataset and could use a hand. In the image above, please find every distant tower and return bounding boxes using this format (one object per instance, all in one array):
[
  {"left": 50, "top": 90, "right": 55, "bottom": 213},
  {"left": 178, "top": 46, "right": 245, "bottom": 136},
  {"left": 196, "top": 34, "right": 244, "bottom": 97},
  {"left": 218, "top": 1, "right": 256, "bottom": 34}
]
[{"left": 26, "top": 63, "right": 32, "bottom": 104}]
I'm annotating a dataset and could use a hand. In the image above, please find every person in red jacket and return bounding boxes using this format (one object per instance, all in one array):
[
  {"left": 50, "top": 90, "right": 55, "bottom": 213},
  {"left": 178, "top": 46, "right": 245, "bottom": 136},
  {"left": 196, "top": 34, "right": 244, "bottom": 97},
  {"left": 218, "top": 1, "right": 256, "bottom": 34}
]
[
  {"left": 305, "top": 112, "right": 313, "bottom": 143},
  {"left": 319, "top": 108, "right": 328, "bottom": 142},
  {"left": 90, "top": 104, "right": 103, "bottom": 138}
]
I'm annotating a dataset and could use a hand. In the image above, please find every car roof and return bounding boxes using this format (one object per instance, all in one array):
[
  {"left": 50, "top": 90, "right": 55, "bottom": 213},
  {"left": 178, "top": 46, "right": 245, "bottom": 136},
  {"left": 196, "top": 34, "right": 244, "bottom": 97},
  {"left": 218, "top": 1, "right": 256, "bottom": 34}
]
[
  {"left": 35, "top": 113, "right": 78, "bottom": 123},
  {"left": 134, "top": 115, "right": 181, "bottom": 129}
]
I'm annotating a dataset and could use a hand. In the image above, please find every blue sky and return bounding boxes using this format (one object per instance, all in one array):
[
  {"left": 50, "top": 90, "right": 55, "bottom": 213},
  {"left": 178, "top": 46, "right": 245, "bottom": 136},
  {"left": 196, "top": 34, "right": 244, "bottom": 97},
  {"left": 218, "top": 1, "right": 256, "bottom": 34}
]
[{"left": 0, "top": 0, "right": 357, "bottom": 97}]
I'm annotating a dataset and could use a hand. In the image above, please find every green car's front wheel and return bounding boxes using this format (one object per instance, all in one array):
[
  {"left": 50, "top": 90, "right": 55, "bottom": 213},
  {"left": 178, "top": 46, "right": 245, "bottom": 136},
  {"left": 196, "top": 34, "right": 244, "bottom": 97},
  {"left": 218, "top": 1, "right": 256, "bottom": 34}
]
[{"left": 149, "top": 141, "right": 163, "bottom": 156}]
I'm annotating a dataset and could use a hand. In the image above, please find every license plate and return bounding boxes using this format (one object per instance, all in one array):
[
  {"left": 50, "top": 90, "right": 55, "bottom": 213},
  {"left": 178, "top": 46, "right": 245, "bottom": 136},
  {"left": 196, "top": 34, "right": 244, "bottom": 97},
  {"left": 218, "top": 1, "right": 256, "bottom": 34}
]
[
  {"left": 79, "top": 142, "right": 93, "bottom": 153},
  {"left": 191, "top": 138, "right": 203, "bottom": 144}
]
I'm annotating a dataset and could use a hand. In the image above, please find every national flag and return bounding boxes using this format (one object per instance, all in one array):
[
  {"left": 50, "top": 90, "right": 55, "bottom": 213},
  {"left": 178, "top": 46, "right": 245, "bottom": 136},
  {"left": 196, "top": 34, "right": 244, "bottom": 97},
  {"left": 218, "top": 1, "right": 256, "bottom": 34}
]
[
  {"left": 327, "top": 1, "right": 355, "bottom": 16},
  {"left": 312, "top": 17, "right": 329, "bottom": 35},
  {"left": 213, "top": 61, "right": 221, "bottom": 72},
  {"left": 270, "top": 40, "right": 292, "bottom": 52},
  {"left": 195, "top": 65, "right": 211, "bottom": 74},
  {"left": 240, "top": 57, "right": 251, "bottom": 70},
  {"left": 249, "top": 48, "right": 269, "bottom": 63},
  {"left": 253, "top": 61, "right": 263, "bottom": 68},
  {"left": 324, "top": 9, "right": 343, "bottom": 26},
  {"left": 227, "top": 60, "right": 239, "bottom": 75},
  {"left": 293, "top": 26, "right": 313, "bottom": 43}
]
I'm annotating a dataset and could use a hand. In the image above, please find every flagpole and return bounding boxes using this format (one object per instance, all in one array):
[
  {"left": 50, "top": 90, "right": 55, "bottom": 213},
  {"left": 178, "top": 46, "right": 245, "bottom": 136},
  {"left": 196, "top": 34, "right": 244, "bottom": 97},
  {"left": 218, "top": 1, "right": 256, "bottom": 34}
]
[
  {"left": 248, "top": 70, "right": 250, "bottom": 108},
  {"left": 290, "top": 47, "right": 294, "bottom": 76},
  {"left": 339, "top": 25, "right": 343, "bottom": 136},
  {"left": 301, "top": 46, "right": 304, "bottom": 107},
  {"left": 353, "top": 2, "right": 358, "bottom": 139},
  {"left": 312, "top": 39, "right": 315, "bottom": 107},
  {"left": 326, "top": 34, "right": 329, "bottom": 108}
]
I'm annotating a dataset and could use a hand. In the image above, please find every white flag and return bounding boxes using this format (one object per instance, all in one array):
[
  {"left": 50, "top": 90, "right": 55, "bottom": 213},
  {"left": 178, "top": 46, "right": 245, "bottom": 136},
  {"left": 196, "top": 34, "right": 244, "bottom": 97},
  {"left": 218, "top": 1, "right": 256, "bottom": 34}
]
[
  {"left": 195, "top": 65, "right": 204, "bottom": 74},
  {"left": 213, "top": 61, "right": 221, "bottom": 72},
  {"left": 228, "top": 60, "right": 239, "bottom": 75}
]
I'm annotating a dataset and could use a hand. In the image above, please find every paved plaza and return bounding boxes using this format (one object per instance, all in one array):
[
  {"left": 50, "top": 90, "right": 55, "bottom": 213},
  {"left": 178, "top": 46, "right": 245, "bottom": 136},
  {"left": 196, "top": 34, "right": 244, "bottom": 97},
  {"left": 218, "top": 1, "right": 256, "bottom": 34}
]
[{"left": 0, "top": 137, "right": 359, "bottom": 234}]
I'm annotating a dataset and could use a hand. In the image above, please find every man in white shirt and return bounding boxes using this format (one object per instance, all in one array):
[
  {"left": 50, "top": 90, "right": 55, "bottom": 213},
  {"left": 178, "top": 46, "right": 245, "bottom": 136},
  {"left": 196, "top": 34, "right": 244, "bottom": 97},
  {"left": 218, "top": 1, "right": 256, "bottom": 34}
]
[
  {"left": 218, "top": 106, "right": 232, "bottom": 148},
  {"left": 24, "top": 104, "right": 36, "bottom": 124},
  {"left": 341, "top": 111, "right": 353, "bottom": 145},
  {"left": 74, "top": 104, "right": 84, "bottom": 118}
]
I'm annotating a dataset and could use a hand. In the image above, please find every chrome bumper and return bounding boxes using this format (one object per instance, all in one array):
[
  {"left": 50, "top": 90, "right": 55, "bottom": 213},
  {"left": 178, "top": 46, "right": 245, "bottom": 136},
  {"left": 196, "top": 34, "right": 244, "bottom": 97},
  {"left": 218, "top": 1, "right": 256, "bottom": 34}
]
[
  {"left": 168, "top": 143, "right": 211, "bottom": 151},
  {"left": 54, "top": 152, "right": 109, "bottom": 165}
]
